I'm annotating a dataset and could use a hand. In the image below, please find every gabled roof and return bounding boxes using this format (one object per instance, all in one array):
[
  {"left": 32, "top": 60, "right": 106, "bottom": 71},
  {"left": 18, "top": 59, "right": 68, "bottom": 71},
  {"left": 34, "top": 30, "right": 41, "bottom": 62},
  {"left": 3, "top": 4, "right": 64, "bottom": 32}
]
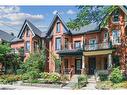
[
  {"left": 71, "top": 22, "right": 100, "bottom": 35},
  {"left": 119, "top": 6, "right": 127, "bottom": 15},
  {"left": 18, "top": 20, "right": 46, "bottom": 38},
  {"left": 0, "top": 30, "right": 15, "bottom": 42},
  {"left": 11, "top": 38, "right": 24, "bottom": 43},
  {"left": 46, "top": 13, "right": 71, "bottom": 37}
]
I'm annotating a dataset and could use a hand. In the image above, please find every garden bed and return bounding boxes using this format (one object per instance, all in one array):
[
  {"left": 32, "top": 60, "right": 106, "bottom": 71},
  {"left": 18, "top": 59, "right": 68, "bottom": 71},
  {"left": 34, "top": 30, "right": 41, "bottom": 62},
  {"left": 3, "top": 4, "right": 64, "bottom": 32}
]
[{"left": 96, "top": 81, "right": 127, "bottom": 90}]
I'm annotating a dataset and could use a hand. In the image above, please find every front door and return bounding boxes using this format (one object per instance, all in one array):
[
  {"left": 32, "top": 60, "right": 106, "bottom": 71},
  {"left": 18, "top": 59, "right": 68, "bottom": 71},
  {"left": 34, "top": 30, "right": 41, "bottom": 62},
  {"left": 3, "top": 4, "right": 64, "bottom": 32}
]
[
  {"left": 75, "top": 59, "right": 82, "bottom": 74},
  {"left": 88, "top": 57, "right": 96, "bottom": 75}
]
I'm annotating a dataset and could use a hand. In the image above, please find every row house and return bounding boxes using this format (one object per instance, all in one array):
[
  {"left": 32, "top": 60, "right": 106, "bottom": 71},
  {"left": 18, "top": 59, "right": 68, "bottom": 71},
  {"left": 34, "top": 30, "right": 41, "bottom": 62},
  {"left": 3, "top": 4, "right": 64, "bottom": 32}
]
[
  {"left": 11, "top": 20, "right": 49, "bottom": 71},
  {"left": 11, "top": 6, "right": 127, "bottom": 75}
]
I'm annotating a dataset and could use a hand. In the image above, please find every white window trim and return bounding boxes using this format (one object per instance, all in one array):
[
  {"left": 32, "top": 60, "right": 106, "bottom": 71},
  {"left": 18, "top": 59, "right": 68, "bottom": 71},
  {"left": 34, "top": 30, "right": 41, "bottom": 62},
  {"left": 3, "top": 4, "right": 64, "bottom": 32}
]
[{"left": 112, "top": 30, "right": 121, "bottom": 45}]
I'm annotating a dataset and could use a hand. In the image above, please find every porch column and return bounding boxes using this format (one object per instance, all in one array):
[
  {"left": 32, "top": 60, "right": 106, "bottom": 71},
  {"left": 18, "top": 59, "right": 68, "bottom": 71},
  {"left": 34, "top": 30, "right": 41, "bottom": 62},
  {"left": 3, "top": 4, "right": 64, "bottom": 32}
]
[
  {"left": 82, "top": 55, "right": 85, "bottom": 74},
  {"left": 108, "top": 54, "right": 112, "bottom": 70}
]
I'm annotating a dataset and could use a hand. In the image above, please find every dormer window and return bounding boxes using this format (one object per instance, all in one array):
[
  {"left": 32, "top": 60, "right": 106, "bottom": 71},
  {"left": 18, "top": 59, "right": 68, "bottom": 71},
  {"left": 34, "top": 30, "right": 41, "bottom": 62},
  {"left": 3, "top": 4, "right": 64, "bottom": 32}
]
[
  {"left": 113, "top": 10, "right": 119, "bottom": 22},
  {"left": 56, "top": 22, "right": 60, "bottom": 32}
]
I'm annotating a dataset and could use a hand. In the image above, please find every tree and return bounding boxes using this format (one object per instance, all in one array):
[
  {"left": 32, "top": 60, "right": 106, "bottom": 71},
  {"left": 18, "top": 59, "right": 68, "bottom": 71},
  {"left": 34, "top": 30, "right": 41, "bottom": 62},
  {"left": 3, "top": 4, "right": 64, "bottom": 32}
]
[
  {"left": 0, "top": 43, "right": 20, "bottom": 74},
  {"left": 67, "top": 6, "right": 118, "bottom": 30}
]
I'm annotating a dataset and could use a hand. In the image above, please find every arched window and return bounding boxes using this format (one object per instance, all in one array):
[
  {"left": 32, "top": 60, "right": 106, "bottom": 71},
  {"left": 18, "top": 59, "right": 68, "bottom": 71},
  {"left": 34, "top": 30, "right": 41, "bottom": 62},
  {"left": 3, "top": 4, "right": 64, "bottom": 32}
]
[{"left": 56, "top": 22, "right": 60, "bottom": 32}]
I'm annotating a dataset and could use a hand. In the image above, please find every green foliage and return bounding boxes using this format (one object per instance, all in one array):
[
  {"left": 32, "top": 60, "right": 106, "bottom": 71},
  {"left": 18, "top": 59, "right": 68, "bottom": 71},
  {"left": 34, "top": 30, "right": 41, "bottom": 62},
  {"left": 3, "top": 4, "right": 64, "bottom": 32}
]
[
  {"left": 77, "top": 74, "right": 88, "bottom": 89},
  {"left": 21, "top": 73, "right": 29, "bottom": 80},
  {"left": 99, "top": 73, "right": 108, "bottom": 81},
  {"left": 38, "top": 72, "right": 60, "bottom": 83},
  {"left": 110, "top": 67, "right": 124, "bottom": 83},
  {"left": 39, "top": 72, "right": 50, "bottom": 79},
  {"left": 0, "top": 43, "right": 21, "bottom": 74},
  {"left": 113, "top": 81, "right": 127, "bottom": 89},
  {"left": 96, "top": 81, "right": 113, "bottom": 89},
  {"left": 27, "top": 71, "right": 39, "bottom": 80},
  {"left": 49, "top": 73, "right": 60, "bottom": 82},
  {"left": 17, "top": 48, "right": 46, "bottom": 76},
  {"left": 60, "top": 75, "right": 69, "bottom": 81},
  {"left": 0, "top": 43, "right": 11, "bottom": 60},
  {"left": 67, "top": 6, "right": 118, "bottom": 30},
  {"left": 0, "top": 75, "right": 22, "bottom": 84}
]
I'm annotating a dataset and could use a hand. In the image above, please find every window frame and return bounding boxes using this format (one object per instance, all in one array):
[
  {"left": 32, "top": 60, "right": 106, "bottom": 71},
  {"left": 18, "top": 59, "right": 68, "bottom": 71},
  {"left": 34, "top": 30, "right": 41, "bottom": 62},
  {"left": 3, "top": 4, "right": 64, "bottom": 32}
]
[
  {"left": 65, "top": 38, "right": 69, "bottom": 49},
  {"left": 26, "top": 28, "right": 30, "bottom": 37},
  {"left": 74, "top": 41, "right": 81, "bottom": 49},
  {"left": 55, "top": 37, "right": 61, "bottom": 50},
  {"left": 26, "top": 41, "right": 30, "bottom": 52},
  {"left": 113, "top": 10, "right": 120, "bottom": 23},
  {"left": 112, "top": 30, "right": 121, "bottom": 45},
  {"left": 89, "top": 39, "right": 97, "bottom": 50},
  {"left": 56, "top": 22, "right": 60, "bottom": 33}
]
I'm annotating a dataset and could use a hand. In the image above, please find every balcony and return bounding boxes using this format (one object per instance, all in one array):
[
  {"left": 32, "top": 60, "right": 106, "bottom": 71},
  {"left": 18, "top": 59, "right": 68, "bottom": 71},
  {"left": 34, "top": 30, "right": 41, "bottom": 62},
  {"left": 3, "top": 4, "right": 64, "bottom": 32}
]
[{"left": 84, "top": 42, "right": 112, "bottom": 51}]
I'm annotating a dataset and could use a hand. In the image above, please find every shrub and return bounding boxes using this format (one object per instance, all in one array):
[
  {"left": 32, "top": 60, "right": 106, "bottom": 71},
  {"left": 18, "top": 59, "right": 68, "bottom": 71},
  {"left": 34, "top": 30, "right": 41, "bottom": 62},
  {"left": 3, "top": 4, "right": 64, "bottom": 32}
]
[
  {"left": 110, "top": 67, "right": 124, "bottom": 83},
  {"left": 60, "top": 75, "right": 69, "bottom": 81},
  {"left": 0, "top": 75, "right": 22, "bottom": 84},
  {"left": 99, "top": 73, "right": 108, "bottom": 81},
  {"left": 96, "top": 81, "right": 113, "bottom": 89},
  {"left": 27, "top": 71, "right": 39, "bottom": 80},
  {"left": 78, "top": 75, "right": 88, "bottom": 88},
  {"left": 21, "top": 73, "right": 29, "bottom": 80},
  {"left": 49, "top": 73, "right": 60, "bottom": 82},
  {"left": 39, "top": 72, "right": 50, "bottom": 79}
]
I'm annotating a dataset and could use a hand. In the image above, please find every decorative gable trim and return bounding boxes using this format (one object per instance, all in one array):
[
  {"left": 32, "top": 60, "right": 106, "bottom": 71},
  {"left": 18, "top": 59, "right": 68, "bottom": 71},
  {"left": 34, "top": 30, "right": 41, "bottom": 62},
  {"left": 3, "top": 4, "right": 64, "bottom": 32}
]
[
  {"left": 46, "top": 13, "right": 71, "bottom": 37},
  {"left": 18, "top": 20, "right": 35, "bottom": 38}
]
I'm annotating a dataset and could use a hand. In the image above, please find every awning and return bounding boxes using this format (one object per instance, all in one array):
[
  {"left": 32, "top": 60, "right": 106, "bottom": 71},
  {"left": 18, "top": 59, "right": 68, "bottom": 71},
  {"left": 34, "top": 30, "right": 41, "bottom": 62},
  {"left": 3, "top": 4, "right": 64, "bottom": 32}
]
[{"left": 83, "top": 49, "right": 115, "bottom": 56}]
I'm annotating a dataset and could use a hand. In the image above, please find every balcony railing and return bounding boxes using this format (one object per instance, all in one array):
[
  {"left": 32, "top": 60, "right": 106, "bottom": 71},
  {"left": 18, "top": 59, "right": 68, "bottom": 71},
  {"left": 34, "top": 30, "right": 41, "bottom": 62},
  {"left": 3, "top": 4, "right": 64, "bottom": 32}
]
[
  {"left": 84, "top": 42, "right": 112, "bottom": 51},
  {"left": 59, "top": 42, "right": 112, "bottom": 51}
]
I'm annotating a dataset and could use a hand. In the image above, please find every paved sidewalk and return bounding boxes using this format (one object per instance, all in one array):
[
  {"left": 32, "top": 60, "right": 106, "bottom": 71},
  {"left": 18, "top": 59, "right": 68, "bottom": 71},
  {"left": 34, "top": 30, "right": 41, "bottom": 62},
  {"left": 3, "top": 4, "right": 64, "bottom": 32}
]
[{"left": 0, "top": 84, "right": 64, "bottom": 90}]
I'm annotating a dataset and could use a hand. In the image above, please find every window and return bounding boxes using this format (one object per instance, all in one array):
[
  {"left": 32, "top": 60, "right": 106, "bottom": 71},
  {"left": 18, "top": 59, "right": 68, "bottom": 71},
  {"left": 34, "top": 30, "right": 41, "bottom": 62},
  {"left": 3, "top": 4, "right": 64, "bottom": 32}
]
[
  {"left": 26, "top": 28, "right": 30, "bottom": 37},
  {"left": 112, "top": 30, "right": 121, "bottom": 45},
  {"left": 89, "top": 39, "right": 97, "bottom": 50},
  {"left": 55, "top": 37, "right": 61, "bottom": 50},
  {"left": 26, "top": 41, "right": 30, "bottom": 51},
  {"left": 65, "top": 38, "right": 68, "bottom": 49},
  {"left": 56, "top": 22, "right": 60, "bottom": 32},
  {"left": 113, "top": 10, "right": 119, "bottom": 22},
  {"left": 104, "top": 32, "right": 109, "bottom": 42},
  {"left": 74, "top": 41, "right": 81, "bottom": 49}
]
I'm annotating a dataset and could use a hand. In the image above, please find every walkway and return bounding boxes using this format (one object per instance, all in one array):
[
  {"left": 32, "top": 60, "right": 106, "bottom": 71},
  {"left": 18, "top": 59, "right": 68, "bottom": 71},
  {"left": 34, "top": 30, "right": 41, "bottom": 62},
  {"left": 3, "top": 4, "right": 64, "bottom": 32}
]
[
  {"left": 82, "top": 75, "right": 97, "bottom": 90},
  {"left": 62, "top": 75, "right": 79, "bottom": 89}
]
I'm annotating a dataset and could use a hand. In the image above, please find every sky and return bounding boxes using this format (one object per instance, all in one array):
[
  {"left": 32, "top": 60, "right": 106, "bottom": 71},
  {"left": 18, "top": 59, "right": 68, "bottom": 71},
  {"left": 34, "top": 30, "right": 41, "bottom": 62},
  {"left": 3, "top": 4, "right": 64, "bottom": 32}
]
[{"left": 0, "top": 6, "right": 78, "bottom": 36}]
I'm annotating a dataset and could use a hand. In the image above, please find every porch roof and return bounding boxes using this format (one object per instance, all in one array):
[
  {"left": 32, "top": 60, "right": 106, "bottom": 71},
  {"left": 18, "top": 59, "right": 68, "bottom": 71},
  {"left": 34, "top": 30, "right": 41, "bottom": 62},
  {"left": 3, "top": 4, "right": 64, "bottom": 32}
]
[
  {"left": 57, "top": 49, "right": 83, "bottom": 56},
  {"left": 83, "top": 49, "right": 115, "bottom": 56}
]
